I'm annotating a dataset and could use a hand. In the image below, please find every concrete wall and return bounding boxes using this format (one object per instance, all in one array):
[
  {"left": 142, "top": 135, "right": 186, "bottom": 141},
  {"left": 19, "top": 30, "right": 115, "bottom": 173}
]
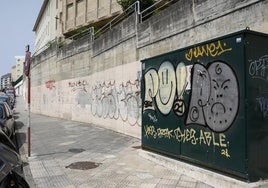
[{"left": 31, "top": 0, "right": 268, "bottom": 138}]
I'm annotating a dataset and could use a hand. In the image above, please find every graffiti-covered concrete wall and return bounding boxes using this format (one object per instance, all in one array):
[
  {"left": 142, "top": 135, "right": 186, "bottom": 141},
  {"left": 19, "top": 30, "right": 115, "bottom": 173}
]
[{"left": 31, "top": 0, "right": 268, "bottom": 138}]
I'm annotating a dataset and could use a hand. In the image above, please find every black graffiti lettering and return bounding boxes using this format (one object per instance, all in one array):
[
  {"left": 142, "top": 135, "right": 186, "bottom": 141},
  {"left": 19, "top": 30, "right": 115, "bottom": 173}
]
[{"left": 173, "top": 99, "right": 185, "bottom": 117}]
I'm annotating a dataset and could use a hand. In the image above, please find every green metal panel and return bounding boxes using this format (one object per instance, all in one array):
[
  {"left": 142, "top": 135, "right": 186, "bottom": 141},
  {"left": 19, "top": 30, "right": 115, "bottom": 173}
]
[
  {"left": 141, "top": 30, "right": 268, "bottom": 181},
  {"left": 245, "top": 31, "right": 268, "bottom": 181}
]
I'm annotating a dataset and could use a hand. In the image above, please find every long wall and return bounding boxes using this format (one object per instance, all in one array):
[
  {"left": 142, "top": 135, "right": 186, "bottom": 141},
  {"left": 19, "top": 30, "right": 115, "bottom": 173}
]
[{"left": 31, "top": 0, "right": 268, "bottom": 138}]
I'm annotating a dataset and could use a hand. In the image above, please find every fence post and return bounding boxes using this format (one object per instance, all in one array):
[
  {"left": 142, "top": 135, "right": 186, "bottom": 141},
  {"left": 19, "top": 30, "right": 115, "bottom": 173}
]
[{"left": 135, "top": 1, "right": 141, "bottom": 25}]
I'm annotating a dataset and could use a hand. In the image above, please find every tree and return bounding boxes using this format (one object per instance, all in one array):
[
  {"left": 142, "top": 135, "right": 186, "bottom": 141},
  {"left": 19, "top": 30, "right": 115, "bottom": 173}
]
[{"left": 117, "top": 0, "right": 155, "bottom": 12}]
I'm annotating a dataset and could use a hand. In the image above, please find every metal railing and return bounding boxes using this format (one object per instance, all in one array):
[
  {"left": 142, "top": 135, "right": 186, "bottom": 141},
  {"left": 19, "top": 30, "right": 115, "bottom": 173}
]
[
  {"left": 33, "top": 0, "right": 177, "bottom": 55},
  {"left": 139, "top": 0, "right": 178, "bottom": 22},
  {"left": 56, "top": 1, "right": 139, "bottom": 48},
  {"left": 33, "top": 38, "right": 57, "bottom": 56},
  {"left": 92, "top": 1, "right": 140, "bottom": 38}
]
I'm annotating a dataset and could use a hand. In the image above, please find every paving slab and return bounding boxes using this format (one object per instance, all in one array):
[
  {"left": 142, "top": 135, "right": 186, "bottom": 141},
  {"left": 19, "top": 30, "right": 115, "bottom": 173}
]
[{"left": 14, "top": 96, "right": 268, "bottom": 188}]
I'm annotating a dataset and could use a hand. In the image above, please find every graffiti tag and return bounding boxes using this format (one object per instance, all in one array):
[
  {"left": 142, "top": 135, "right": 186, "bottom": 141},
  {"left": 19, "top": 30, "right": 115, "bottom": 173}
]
[
  {"left": 148, "top": 113, "right": 158, "bottom": 123},
  {"left": 249, "top": 55, "right": 268, "bottom": 82},
  {"left": 69, "top": 80, "right": 88, "bottom": 92},
  {"left": 185, "top": 41, "right": 232, "bottom": 61},
  {"left": 256, "top": 97, "right": 268, "bottom": 118},
  {"left": 144, "top": 125, "right": 230, "bottom": 158},
  {"left": 89, "top": 80, "right": 141, "bottom": 126},
  {"left": 45, "top": 80, "right": 56, "bottom": 90}
]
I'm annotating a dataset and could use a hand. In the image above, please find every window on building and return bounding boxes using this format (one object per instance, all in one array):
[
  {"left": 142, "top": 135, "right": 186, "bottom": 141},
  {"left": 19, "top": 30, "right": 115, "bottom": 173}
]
[
  {"left": 76, "top": 0, "right": 85, "bottom": 17},
  {"left": 67, "top": 3, "right": 74, "bottom": 20},
  {"left": 56, "top": 16, "right": 58, "bottom": 30}
]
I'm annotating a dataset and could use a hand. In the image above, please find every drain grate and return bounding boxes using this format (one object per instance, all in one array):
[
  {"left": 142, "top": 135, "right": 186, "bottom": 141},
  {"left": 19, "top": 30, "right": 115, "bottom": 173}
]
[{"left": 66, "top": 161, "right": 102, "bottom": 170}]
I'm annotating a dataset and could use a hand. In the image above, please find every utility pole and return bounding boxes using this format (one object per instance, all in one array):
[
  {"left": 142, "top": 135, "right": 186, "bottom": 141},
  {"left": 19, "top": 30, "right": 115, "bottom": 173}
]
[{"left": 24, "top": 45, "right": 31, "bottom": 157}]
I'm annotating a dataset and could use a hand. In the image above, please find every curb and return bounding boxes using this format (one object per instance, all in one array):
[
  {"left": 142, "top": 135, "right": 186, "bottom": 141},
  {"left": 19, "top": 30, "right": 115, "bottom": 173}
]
[
  {"left": 138, "top": 149, "right": 268, "bottom": 188},
  {"left": 15, "top": 123, "right": 36, "bottom": 188}
]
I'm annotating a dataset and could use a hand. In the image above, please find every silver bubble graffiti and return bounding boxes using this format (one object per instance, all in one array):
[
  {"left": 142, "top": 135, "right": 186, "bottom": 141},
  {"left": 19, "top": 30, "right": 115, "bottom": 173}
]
[
  {"left": 186, "top": 62, "right": 239, "bottom": 132},
  {"left": 75, "top": 80, "right": 141, "bottom": 127}
]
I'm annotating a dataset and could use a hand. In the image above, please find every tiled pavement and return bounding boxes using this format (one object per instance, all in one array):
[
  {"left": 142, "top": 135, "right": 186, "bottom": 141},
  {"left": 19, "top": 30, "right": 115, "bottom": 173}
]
[{"left": 14, "top": 97, "right": 267, "bottom": 188}]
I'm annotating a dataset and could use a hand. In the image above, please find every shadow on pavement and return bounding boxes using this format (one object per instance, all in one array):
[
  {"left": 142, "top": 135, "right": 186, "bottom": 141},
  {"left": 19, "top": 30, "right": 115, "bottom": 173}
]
[
  {"left": 15, "top": 121, "right": 27, "bottom": 149},
  {"left": 15, "top": 132, "right": 26, "bottom": 150},
  {"left": 16, "top": 121, "right": 25, "bottom": 130}
]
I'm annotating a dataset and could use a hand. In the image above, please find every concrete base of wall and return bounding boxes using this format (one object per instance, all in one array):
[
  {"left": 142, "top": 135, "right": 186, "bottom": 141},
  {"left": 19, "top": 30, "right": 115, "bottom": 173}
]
[{"left": 139, "top": 149, "right": 268, "bottom": 188}]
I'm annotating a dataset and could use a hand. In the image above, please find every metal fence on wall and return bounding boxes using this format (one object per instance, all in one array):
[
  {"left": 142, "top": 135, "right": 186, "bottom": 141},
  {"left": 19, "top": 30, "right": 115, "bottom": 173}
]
[{"left": 33, "top": 0, "right": 179, "bottom": 57}]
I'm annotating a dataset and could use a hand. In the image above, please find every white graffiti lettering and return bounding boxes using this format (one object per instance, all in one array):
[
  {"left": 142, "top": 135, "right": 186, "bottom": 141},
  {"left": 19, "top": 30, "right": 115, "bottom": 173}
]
[
  {"left": 256, "top": 97, "right": 268, "bottom": 118},
  {"left": 249, "top": 55, "right": 268, "bottom": 82}
]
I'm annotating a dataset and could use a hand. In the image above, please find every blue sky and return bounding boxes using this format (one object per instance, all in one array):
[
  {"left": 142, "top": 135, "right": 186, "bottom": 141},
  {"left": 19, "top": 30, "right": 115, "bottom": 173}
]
[{"left": 0, "top": 1, "right": 42, "bottom": 77}]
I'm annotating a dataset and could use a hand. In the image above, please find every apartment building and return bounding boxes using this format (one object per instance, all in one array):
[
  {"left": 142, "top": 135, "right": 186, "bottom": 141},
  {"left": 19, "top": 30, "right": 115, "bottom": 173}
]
[
  {"left": 62, "top": 0, "right": 122, "bottom": 36},
  {"left": 0, "top": 73, "right": 11, "bottom": 91},
  {"left": 11, "top": 56, "right": 24, "bottom": 82},
  {"left": 33, "top": 0, "right": 122, "bottom": 53},
  {"left": 33, "top": 0, "right": 61, "bottom": 53}
]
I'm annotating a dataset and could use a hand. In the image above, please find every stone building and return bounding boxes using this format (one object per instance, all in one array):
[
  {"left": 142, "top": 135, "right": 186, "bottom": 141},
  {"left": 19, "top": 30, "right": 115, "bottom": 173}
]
[
  {"left": 11, "top": 56, "right": 24, "bottom": 82},
  {"left": 33, "top": 0, "right": 122, "bottom": 53},
  {"left": 0, "top": 73, "right": 11, "bottom": 91}
]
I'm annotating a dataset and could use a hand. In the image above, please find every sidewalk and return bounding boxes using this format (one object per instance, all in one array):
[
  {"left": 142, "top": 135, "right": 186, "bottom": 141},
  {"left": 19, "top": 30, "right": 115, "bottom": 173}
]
[{"left": 14, "top": 97, "right": 267, "bottom": 188}]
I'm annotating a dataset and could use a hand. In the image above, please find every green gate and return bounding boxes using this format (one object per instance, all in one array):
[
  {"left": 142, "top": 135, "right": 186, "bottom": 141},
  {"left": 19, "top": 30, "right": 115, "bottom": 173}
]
[{"left": 141, "top": 30, "right": 268, "bottom": 182}]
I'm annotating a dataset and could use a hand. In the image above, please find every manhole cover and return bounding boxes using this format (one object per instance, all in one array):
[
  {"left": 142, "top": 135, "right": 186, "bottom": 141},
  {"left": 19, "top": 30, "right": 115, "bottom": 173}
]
[
  {"left": 68, "top": 148, "right": 85, "bottom": 153},
  {"left": 66, "top": 161, "right": 101, "bottom": 170}
]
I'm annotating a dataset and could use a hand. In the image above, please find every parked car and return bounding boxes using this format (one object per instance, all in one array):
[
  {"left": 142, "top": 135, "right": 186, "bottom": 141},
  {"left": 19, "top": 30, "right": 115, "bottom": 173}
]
[
  {"left": 0, "top": 129, "right": 29, "bottom": 188},
  {"left": 0, "top": 101, "right": 15, "bottom": 139},
  {"left": 0, "top": 94, "right": 13, "bottom": 109},
  {"left": 5, "top": 90, "right": 16, "bottom": 109}
]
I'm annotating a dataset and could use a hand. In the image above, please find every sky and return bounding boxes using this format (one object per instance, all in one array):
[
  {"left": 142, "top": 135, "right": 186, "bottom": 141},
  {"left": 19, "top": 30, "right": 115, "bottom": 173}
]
[{"left": 0, "top": 1, "right": 43, "bottom": 77}]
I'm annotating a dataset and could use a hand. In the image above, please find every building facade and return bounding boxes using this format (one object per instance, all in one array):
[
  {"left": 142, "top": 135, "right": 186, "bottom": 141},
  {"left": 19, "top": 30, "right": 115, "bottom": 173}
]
[
  {"left": 11, "top": 56, "right": 24, "bottom": 82},
  {"left": 33, "top": 0, "right": 122, "bottom": 53},
  {"left": 33, "top": 0, "right": 61, "bottom": 54},
  {"left": 0, "top": 73, "right": 12, "bottom": 91},
  {"left": 61, "top": 0, "right": 122, "bottom": 35},
  {"left": 11, "top": 56, "right": 25, "bottom": 96}
]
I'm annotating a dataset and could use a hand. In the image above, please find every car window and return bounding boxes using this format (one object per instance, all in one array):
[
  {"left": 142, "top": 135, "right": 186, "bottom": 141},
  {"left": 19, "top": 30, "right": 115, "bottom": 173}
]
[
  {"left": 0, "top": 106, "right": 5, "bottom": 119},
  {"left": 3, "top": 103, "right": 11, "bottom": 117}
]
